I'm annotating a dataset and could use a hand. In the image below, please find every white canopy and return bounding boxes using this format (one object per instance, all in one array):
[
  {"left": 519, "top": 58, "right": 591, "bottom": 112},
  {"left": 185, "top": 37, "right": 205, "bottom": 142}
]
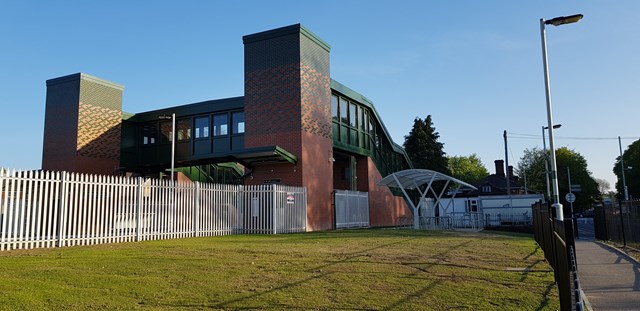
[{"left": 377, "top": 169, "right": 478, "bottom": 229}]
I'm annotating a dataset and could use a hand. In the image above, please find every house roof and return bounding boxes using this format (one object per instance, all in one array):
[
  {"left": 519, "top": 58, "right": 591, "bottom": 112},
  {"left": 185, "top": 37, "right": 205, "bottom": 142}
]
[{"left": 480, "top": 174, "right": 522, "bottom": 190}]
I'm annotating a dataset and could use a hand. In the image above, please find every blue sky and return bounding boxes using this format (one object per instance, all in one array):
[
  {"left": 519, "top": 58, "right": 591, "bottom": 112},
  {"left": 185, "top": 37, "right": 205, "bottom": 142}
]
[{"left": 1, "top": 1, "right": 639, "bottom": 190}]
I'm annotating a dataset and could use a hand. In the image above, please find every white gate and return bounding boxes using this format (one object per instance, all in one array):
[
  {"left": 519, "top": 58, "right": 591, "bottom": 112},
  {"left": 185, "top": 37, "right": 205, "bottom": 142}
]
[{"left": 334, "top": 190, "right": 369, "bottom": 229}]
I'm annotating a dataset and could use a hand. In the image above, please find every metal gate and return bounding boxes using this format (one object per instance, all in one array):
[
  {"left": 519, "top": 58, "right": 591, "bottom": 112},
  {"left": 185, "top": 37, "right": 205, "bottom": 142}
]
[{"left": 334, "top": 190, "right": 369, "bottom": 229}]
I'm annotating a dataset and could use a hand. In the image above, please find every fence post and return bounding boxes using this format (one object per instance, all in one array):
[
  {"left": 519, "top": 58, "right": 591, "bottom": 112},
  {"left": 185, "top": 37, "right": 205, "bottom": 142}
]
[
  {"left": 194, "top": 182, "right": 200, "bottom": 237},
  {"left": 136, "top": 177, "right": 142, "bottom": 242},
  {"left": 57, "top": 171, "right": 68, "bottom": 247},
  {"left": 272, "top": 185, "right": 277, "bottom": 235},
  {"left": 619, "top": 199, "right": 627, "bottom": 247},
  {"left": 303, "top": 187, "right": 307, "bottom": 232}
]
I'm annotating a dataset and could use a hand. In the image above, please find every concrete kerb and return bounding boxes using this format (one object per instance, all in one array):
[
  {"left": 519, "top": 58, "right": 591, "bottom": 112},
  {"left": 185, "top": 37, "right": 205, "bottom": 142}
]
[
  {"left": 580, "top": 288, "right": 594, "bottom": 311},
  {"left": 593, "top": 240, "right": 640, "bottom": 265}
]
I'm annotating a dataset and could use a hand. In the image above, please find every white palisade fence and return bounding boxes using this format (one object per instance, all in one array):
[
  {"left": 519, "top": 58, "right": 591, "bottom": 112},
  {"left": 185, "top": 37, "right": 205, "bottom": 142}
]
[{"left": 0, "top": 169, "right": 307, "bottom": 251}]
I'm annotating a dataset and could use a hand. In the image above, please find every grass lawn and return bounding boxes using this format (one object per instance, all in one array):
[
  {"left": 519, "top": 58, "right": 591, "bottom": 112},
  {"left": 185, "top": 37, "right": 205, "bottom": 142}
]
[{"left": 0, "top": 229, "right": 558, "bottom": 310}]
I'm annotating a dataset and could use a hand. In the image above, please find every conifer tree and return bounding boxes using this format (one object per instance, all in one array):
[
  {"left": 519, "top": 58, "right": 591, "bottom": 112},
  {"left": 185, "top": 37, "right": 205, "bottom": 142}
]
[{"left": 403, "top": 115, "right": 450, "bottom": 175}]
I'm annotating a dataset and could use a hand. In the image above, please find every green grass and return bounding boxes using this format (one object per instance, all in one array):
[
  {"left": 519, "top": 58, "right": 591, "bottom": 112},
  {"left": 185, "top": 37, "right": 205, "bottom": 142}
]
[{"left": 0, "top": 229, "right": 558, "bottom": 310}]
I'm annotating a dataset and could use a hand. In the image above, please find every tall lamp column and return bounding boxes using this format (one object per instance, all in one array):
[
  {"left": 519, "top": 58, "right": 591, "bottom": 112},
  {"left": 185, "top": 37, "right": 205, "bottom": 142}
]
[{"left": 540, "top": 14, "right": 583, "bottom": 220}]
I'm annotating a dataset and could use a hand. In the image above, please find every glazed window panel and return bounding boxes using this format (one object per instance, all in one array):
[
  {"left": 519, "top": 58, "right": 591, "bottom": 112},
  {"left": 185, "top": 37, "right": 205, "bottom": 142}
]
[
  {"left": 331, "top": 95, "right": 339, "bottom": 122},
  {"left": 232, "top": 111, "right": 245, "bottom": 134},
  {"left": 213, "top": 113, "right": 228, "bottom": 136},
  {"left": 349, "top": 103, "right": 357, "bottom": 128},
  {"left": 177, "top": 119, "right": 191, "bottom": 141},
  {"left": 339, "top": 97, "right": 348, "bottom": 124},
  {"left": 142, "top": 124, "right": 156, "bottom": 145},
  {"left": 160, "top": 121, "right": 172, "bottom": 143},
  {"left": 194, "top": 116, "right": 209, "bottom": 139},
  {"left": 359, "top": 108, "right": 366, "bottom": 131}
]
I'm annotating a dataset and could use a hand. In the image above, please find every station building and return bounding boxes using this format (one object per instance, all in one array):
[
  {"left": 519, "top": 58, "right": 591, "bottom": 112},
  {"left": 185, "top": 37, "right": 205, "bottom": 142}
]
[{"left": 42, "top": 24, "right": 413, "bottom": 231}]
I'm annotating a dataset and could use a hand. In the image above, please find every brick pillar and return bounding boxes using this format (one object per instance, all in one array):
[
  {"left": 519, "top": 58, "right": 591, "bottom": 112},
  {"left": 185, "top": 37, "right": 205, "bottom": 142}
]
[
  {"left": 243, "top": 24, "right": 334, "bottom": 230},
  {"left": 42, "top": 73, "right": 124, "bottom": 175}
]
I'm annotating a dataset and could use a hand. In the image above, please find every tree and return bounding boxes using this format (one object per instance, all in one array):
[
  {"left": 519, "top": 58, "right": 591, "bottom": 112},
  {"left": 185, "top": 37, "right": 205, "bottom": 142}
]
[
  {"left": 518, "top": 146, "right": 600, "bottom": 213},
  {"left": 613, "top": 138, "right": 640, "bottom": 199},
  {"left": 516, "top": 147, "right": 548, "bottom": 196},
  {"left": 594, "top": 178, "right": 610, "bottom": 196},
  {"left": 448, "top": 154, "right": 489, "bottom": 184},
  {"left": 403, "top": 115, "right": 449, "bottom": 174}
]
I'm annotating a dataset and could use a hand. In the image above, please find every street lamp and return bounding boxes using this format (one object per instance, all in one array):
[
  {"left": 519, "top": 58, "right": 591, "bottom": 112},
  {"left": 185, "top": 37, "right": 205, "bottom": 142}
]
[
  {"left": 540, "top": 14, "right": 583, "bottom": 220},
  {"left": 619, "top": 136, "right": 630, "bottom": 200},
  {"left": 159, "top": 113, "right": 176, "bottom": 183},
  {"left": 542, "top": 124, "right": 562, "bottom": 200}
]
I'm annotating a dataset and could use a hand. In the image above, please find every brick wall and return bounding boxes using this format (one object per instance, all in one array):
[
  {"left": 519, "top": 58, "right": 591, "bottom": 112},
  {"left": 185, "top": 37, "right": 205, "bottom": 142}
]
[
  {"left": 42, "top": 73, "right": 123, "bottom": 175},
  {"left": 358, "top": 157, "right": 411, "bottom": 227},
  {"left": 243, "top": 25, "right": 333, "bottom": 231}
]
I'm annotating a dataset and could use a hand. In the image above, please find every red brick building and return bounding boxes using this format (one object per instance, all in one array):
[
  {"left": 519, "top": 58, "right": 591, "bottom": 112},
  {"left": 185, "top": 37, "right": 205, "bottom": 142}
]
[{"left": 42, "top": 24, "right": 412, "bottom": 231}]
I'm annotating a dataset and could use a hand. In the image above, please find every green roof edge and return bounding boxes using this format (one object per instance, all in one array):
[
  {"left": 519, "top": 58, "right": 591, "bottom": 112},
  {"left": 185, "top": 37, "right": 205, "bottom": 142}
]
[
  {"left": 46, "top": 72, "right": 125, "bottom": 91},
  {"left": 330, "top": 79, "right": 413, "bottom": 168},
  {"left": 242, "top": 23, "right": 331, "bottom": 53}
]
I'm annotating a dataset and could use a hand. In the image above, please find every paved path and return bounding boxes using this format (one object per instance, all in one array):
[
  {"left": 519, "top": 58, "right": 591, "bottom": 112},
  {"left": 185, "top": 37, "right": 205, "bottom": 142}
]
[{"left": 575, "top": 218, "right": 640, "bottom": 310}]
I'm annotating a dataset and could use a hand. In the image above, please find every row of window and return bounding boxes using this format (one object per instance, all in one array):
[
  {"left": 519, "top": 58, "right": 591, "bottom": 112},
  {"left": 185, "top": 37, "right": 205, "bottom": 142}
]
[
  {"left": 330, "top": 93, "right": 408, "bottom": 176},
  {"left": 142, "top": 111, "right": 245, "bottom": 145},
  {"left": 331, "top": 95, "right": 374, "bottom": 135}
]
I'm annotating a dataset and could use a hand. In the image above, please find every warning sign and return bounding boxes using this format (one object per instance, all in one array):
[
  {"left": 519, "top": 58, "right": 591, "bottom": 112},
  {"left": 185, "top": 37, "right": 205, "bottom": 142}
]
[{"left": 286, "top": 192, "right": 295, "bottom": 204}]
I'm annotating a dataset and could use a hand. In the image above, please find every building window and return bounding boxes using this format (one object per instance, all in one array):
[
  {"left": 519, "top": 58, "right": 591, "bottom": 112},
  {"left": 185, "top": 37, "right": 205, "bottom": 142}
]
[
  {"left": 176, "top": 119, "right": 191, "bottom": 141},
  {"left": 232, "top": 111, "right": 245, "bottom": 134},
  {"left": 331, "top": 95, "right": 338, "bottom": 122},
  {"left": 142, "top": 124, "right": 156, "bottom": 145},
  {"left": 213, "top": 113, "right": 228, "bottom": 136},
  {"left": 466, "top": 200, "right": 478, "bottom": 213},
  {"left": 359, "top": 107, "right": 366, "bottom": 131},
  {"left": 349, "top": 103, "right": 357, "bottom": 128},
  {"left": 339, "top": 97, "right": 348, "bottom": 124},
  {"left": 482, "top": 185, "right": 491, "bottom": 193},
  {"left": 194, "top": 116, "right": 209, "bottom": 139},
  {"left": 160, "top": 121, "right": 172, "bottom": 143}
]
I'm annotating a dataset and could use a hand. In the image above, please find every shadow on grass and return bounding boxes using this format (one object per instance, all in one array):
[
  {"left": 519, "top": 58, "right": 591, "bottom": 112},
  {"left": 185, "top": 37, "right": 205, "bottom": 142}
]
[
  {"left": 534, "top": 282, "right": 556, "bottom": 311},
  {"left": 380, "top": 240, "right": 471, "bottom": 310},
  {"left": 187, "top": 233, "right": 422, "bottom": 309},
  {"left": 154, "top": 230, "right": 550, "bottom": 310}
]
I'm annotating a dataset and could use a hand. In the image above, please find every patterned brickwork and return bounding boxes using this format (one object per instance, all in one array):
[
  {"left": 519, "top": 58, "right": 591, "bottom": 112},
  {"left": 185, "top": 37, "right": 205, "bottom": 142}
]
[
  {"left": 300, "top": 64, "right": 331, "bottom": 139},
  {"left": 77, "top": 78, "right": 123, "bottom": 160},
  {"left": 77, "top": 102, "right": 121, "bottom": 159},
  {"left": 300, "top": 32, "right": 331, "bottom": 139}
]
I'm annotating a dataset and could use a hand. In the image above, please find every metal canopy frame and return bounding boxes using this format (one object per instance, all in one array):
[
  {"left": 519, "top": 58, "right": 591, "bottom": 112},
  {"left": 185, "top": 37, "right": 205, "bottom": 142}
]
[{"left": 377, "top": 169, "right": 478, "bottom": 229}]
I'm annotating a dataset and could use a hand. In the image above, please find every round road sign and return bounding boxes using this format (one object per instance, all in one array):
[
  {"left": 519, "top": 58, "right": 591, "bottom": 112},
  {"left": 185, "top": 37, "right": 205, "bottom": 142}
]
[{"left": 565, "top": 193, "right": 576, "bottom": 203}]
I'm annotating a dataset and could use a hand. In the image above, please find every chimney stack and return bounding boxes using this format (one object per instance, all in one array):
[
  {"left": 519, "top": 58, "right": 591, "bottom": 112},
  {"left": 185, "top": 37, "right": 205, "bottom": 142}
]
[
  {"left": 507, "top": 166, "right": 514, "bottom": 179},
  {"left": 494, "top": 160, "right": 505, "bottom": 177}
]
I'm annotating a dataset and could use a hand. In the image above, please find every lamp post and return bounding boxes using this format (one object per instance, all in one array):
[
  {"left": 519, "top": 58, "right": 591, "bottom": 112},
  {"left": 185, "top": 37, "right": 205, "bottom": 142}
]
[
  {"left": 540, "top": 14, "right": 583, "bottom": 220},
  {"left": 542, "top": 124, "right": 562, "bottom": 200},
  {"left": 159, "top": 113, "right": 176, "bottom": 183},
  {"left": 619, "top": 136, "right": 629, "bottom": 201}
]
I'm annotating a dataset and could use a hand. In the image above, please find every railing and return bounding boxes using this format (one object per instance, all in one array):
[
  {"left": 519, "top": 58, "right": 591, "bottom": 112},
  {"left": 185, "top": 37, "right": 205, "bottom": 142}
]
[
  {"left": 532, "top": 201, "right": 583, "bottom": 311},
  {"left": 448, "top": 212, "right": 483, "bottom": 229},
  {"left": 419, "top": 217, "right": 453, "bottom": 230},
  {"left": 0, "top": 169, "right": 307, "bottom": 251},
  {"left": 484, "top": 213, "right": 532, "bottom": 227},
  {"left": 594, "top": 199, "right": 640, "bottom": 250}
]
